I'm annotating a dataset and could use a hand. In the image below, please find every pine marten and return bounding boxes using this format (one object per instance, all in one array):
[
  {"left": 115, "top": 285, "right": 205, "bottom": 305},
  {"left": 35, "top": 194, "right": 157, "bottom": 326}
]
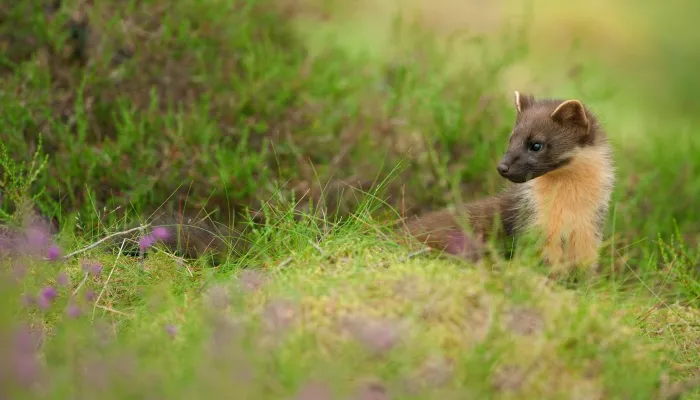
[{"left": 404, "top": 91, "right": 615, "bottom": 274}]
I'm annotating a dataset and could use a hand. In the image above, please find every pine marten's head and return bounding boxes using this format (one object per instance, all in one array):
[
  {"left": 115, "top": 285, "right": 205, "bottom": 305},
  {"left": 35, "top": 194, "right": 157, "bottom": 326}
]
[{"left": 497, "top": 91, "right": 600, "bottom": 184}]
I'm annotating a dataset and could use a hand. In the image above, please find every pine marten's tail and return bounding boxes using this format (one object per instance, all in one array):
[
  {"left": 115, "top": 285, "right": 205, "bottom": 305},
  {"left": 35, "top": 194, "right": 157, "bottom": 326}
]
[
  {"left": 1, "top": 203, "right": 242, "bottom": 263},
  {"left": 143, "top": 210, "right": 239, "bottom": 261},
  {"left": 115, "top": 211, "right": 247, "bottom": 265}
]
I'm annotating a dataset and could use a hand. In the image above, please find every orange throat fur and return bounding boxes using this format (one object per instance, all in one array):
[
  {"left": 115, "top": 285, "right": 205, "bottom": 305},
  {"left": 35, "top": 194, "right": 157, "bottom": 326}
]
[{"left": 520, "top": 145, "right": 614, "bottom": 271}]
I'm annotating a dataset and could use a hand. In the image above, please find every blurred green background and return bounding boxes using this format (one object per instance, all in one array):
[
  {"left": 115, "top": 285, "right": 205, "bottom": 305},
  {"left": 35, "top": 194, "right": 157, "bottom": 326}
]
[{"left": 3, "top": 0, "right": 700, "bottom": 236}]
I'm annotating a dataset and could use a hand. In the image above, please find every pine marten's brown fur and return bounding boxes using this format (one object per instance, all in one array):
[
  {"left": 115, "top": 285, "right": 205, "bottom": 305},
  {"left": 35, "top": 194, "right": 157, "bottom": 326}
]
[{"left": 404, "top": 91, "right": 615, "bottom": 274}]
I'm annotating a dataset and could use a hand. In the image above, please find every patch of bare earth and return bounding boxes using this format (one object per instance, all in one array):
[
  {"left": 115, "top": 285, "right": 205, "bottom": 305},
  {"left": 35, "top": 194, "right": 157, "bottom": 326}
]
[
  {"left": 351, "top": 379, "right": 391, "bottom": 400},
  {"left": 237, "top": 269, "right": 267, "bottom": 293},
  {"left": 294, "top": 380, "right": 334, "bottom": 400},
  {"left": 339, "top": 315, "right": 407, "bottom": 356},
  {"left": 491, "top": 364, "right": 527, "bottom": 393},
  {"left": 503, "top": 305, "right": 545, "bottom": 336},
  {"left": 260, "top": 298, "right": 299, "bottom": 347},
  {"left": 403, "top": 355, "right": 454, "bottom": 394}
]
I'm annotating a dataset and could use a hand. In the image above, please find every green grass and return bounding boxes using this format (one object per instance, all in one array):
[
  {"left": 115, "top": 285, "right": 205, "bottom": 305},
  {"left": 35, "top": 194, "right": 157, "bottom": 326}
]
[
  {"left": 1, "top": 0, "right": 699, "bottom": 399},
  {"left": 2, "top": 209, "right": 698, "bottom": 399}
]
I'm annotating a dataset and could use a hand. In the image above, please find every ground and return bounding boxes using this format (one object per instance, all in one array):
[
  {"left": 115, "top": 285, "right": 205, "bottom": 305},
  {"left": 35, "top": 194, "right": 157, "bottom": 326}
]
[{"left": 0, "top": 0, "right": 698, "bottom": 399}]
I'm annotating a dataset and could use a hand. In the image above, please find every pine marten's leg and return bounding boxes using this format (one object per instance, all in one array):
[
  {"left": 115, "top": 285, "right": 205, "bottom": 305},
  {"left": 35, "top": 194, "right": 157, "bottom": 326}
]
[
  {"left": 567, "top": 225, "right": 601, "bottom": 272},
  {"left": 542, "top": 228, "right": 565, "bottom": 272}
]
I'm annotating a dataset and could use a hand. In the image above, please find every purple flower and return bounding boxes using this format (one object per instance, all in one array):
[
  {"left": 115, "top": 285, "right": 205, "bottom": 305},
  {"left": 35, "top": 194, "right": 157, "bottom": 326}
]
[
  {"left": 165, "top": 324, "right": 178, "bottom": 339},
  {"left": 42, "top": 286, "right": 58, "bottom": 301},
  {"left": 56, "top": 271, "right": 70, "bottom": 286},
  {"left": 139, "top": 235, "right": 155, "bottom": 251},
  {"left": 12, "top": 325, "right": 41, "bottom": 388},
  {"left": 38, "top": 286, "right": 58, "bottom": 310},
  {"left": 25, "top": 226, "right": 49, "bottom": 252},
  {"left": 82, "top": 262, "right": 103, "bottom": 277},
  {"left": 47, "top": 245, "right": 62, "bottom": 261},
  {"left": 84, "top": 289, "right": 96, "bottom": 302},
  {"left": 37, "top": 296, "right": 51, "bottom": 310},
  {"left": 152, "top": 227, "right": 170, "bottom": 241},
  {"left": 13, "top": 352, "right": 40, "bottom": 387},
  {"left": 66, "top": 303, "right": 81, "bottom": 318},
  {"left": 14, "top": 324, "right": 40, "bottom": 351}
]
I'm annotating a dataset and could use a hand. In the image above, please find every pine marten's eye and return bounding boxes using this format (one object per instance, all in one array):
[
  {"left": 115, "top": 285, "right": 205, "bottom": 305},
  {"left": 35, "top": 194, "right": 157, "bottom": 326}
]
[{"left": 529, "top": 142, "right": 544, "bottom": 152}]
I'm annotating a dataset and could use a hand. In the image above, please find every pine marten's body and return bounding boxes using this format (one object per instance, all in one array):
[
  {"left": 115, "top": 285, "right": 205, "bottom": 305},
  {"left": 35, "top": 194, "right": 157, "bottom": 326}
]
[{"left": 405, "top": 92, "right": 615, "bottom": 273}]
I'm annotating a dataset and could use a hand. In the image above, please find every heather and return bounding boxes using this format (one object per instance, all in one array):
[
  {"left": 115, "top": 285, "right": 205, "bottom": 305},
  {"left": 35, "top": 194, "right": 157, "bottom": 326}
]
[{"left": 1, "top": 0, "right": 699, "bottom": 399}]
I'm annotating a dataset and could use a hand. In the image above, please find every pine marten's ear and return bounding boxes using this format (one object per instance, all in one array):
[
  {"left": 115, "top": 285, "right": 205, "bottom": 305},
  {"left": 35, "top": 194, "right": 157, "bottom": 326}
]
[
  {"left": 550, "top": 99, "right": 589, "bottom": 130},
  {"left": 514, "top": 91, "right": 535, "bottom": 113}
]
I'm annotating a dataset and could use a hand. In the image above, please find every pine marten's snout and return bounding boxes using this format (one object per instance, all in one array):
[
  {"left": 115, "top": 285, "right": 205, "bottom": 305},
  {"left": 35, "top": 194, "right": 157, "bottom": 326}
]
[
  {"left": 496, "top": 161, "right": 509, "bottom": 175},
  {"left": 496, "top": 151, "right": 532, "bottom": 184},
  {"left": 496, "top": 154, "right": 519, "bottom": 182}
]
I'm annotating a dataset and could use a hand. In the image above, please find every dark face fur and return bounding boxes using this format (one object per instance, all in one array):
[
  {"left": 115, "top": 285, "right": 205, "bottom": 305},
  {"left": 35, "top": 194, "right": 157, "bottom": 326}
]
[{"left": 496, "top": 91, "right": 595, "bottom": 184}]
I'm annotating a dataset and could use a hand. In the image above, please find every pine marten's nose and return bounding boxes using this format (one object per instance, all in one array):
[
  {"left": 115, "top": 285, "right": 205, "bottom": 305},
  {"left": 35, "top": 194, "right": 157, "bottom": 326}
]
[{"left": 497, "top": 163, "right": 509, "bottom": 175}]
